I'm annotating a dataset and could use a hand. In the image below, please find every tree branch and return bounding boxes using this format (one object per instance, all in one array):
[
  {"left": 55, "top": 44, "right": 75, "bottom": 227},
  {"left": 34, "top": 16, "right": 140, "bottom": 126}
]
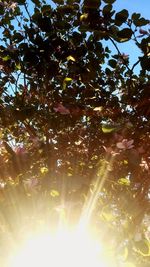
[{"left": 109, "top": 37, "right": 131, "bottom": 73}]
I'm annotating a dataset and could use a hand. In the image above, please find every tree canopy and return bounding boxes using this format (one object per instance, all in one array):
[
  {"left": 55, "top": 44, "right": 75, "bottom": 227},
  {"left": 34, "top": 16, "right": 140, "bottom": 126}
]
[{"left": 0, "top": 0, "right": 150, "bottom": 266}]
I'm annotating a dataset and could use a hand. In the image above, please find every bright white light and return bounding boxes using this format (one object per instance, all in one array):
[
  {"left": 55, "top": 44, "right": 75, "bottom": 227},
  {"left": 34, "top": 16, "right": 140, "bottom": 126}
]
[{"left": 10, "top": 227, "right": 110, "bottom": 267}]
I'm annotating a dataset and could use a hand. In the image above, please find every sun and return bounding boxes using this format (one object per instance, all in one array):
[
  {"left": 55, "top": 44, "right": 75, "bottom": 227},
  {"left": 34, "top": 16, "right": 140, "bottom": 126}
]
[{"left": 9, "top": 226, "right": 111, "bottom": 267}]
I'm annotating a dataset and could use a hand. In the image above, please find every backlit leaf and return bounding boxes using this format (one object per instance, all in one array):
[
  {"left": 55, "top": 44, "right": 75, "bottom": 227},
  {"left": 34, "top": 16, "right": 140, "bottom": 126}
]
[
  {"left": 118, "top": 177, "right": 130, "bottom": 186},
  {"left": 15, "top": 62, "right": 21, "bottom": 70},
  {"left": 63, "top": 77, "right": 73, "bottom": 90},
  {"left": 50, "top": 190, "right": 60, "bottom": 197},
  {"left": 2, "top": 55, "right": 11, "bottom": 61},
  {"left": 68, "top": 173, "right": 73, "bottom": 176},
  {"left": 102, "top": 125, "right": 116, "bottom": 133},
  {"left": 40, "top": 167, "right": 48, "bottom": 174},
  {"left": 93, "top": 106, "right": 103, "bottom": 111},
  {"left": 67, "top": 55, "right": 76, "bottom": 62},
  {"left": 63, "top": 77, "right": 72, "bottom": 82},
  {"left": 80, "top": 13, "right": 88, "bottom": 21}
]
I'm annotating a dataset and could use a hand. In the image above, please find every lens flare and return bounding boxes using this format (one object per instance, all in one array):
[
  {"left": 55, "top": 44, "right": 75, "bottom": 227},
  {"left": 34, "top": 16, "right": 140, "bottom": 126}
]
[{"left": 9, "top": 226, "right": 111, "bottom": 267}]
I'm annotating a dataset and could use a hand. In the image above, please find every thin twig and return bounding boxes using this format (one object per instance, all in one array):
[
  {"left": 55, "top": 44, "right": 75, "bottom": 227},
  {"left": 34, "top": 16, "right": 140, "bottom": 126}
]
[
  {"left": 131, "top": 58, "right": 141, "bottom": 72},
  {"left": 109, "top": 36, "right": 131, "bottom": 73},
  {"left": 24, "top": 3, "right": 32, "bottom": 20},
  {"left": 15, "top": 71, "right": 21, "bottom": 93}
]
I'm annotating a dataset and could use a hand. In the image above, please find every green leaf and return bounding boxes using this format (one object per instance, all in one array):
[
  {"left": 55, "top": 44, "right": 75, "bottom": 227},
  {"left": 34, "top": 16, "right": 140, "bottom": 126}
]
[
  {"left": 102, "top": 125, "right": 116, "bottom": 133},
  {"left": 52, "top": 0, "right": 64, "bottom": 4},
  {"left": 0, "top": 5, "right": 4, "bottom": 15},
  {"left": 67, "top": 0, "right": 80, "bottom": 3},
  {"left": 57, "top": 5, "right": 74, "bottom": 14},
  {"left": 31, "top": 0, "right": 41, "bottom": 5},
  {"left": 131, "top": 12, "right": 140, "bottom": 21},
  {"left": 103, "top": 0, "right": 116, "bottom": 3},
  {"left": 103, "top": 4, "right": 112, "bottom": 15},
  {"left": 16, "top": 0, "right": 26, "bottom": 4},
  {"left": 133, "top": 17, "right": 149, "bottom": 27},
  {"left": 140, "top": 56, "right": 150, "bottom": 71},
  {"left": 117, "top": 28, "right": 132, "bottom": 42},
  {"left": 115, "top": 9, "right": 129, "bottom": 26},
  {"left": 12, "top": 32, "right": 24, "bottom": 42},
  {"left": 83, "top": 0, "right": 101, "bottom": 9},
  {"left": 105, "top": 67, "right": 112, "bottom": 75},
  {"left": 2, "top": 55, "right": 11, "bottom": 61},
  {"left": 41, "top": 5, "right": 52, "bottom": 14},
  {"left": 118, "top": 178, "right": 130, "bottom": 186},
  {"left": 108, "top": 59, "right": 117, "bottom": 68}
]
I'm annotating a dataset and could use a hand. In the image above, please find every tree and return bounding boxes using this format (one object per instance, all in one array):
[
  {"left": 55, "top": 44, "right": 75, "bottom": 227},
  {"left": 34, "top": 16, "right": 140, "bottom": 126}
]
[{"left": 0, "top": 0, "right": 150, "bottom": 266}]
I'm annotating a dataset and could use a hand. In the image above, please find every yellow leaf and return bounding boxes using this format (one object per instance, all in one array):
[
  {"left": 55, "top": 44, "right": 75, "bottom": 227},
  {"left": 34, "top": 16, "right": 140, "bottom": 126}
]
[
  {"left": 64, "top": 77, "right": 72, "bottom": 82},
  {"left": 79, "top": 162, "right": 85, "bottom": 166},
  {"left": 68, "top": 166, "right": 73, "bottom": 171},
  {"left": 91, "top": 155, "right": 98, "bottom": 160},
  {"left": 7, "top": 177, "right": 15, "bottom": 186},
  {"left": 0, "top": 130, "right": 3, "bottom": 139},
  {"left": 50, "top": 190, "right": 60, "bottom": 197},
  {"left": 67, "top": 55, "right": 76, "bottom": 62},
  {"left": 80, "top": 13, "right": 88, "bottom": 21},
  {"left": 40, "top": 167, "right": 48, "bottom": 174},
  {"left": 88, "top": 165, "right": 93, "bottom": 169},
  {"left": 63, "top": 77, "right": 73, "bottom": 90},
  {"left": 93, "top": 106, "right": 103, "bottom": 112},
  {"left": 118, "top": 178, "right": 130, "bottom": 186},
  {"left": 15, "top": 62, "right": 21, "bottom": 70},
  {"left": 119, "top": 38, "right": 129, "bottom": 42},
  {"left": 102, "top": 125, "right": 116, "bottom": 133}
]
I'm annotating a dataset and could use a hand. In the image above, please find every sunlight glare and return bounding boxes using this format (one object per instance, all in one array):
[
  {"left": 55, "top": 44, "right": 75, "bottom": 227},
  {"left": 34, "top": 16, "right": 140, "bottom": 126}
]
[{"left": 10, "top": 227, "right": 110, "bottom": 267}]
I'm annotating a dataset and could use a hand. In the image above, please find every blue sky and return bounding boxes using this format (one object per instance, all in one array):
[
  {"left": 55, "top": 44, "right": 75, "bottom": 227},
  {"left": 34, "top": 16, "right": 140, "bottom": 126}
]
[
  {"left": 104, "top": 0, "right": 150, "bottom": 72},
  {"left": 113, "top": 0, "right": 150, "bottom": 18}
]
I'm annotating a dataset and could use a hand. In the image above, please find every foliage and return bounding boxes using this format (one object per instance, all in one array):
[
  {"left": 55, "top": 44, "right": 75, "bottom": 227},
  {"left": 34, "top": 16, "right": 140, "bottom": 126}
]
[{"left": 0, "top": 0, "right": 150, "bottom": 266}]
